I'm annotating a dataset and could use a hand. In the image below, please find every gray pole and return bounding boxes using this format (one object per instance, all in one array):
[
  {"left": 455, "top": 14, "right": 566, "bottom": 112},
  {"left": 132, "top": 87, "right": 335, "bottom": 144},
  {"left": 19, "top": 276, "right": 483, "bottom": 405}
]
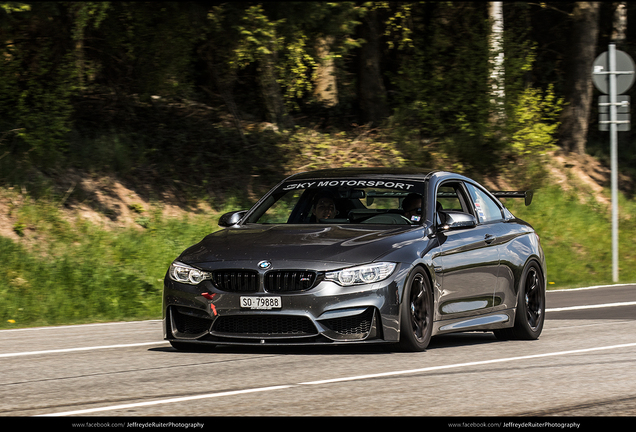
[{"left": 609, "top": 43, "right": 619, "bottom": 283}]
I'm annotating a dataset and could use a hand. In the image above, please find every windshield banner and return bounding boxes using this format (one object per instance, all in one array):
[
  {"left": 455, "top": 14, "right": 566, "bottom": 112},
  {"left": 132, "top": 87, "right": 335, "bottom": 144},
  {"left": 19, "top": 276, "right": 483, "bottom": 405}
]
[{"left": 282, "top": 179, "right": 418, "bottom": 191}]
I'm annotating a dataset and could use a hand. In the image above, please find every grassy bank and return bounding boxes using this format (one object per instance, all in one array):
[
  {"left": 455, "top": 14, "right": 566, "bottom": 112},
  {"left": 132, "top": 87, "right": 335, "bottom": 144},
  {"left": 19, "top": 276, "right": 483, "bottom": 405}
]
[
  {"left": 0, "top": 202, "right": 220, "bottom": 329},
  {"left": 504, "top": 184, "right": 636, "bottom": 288},
  {"left": 1, "top": 181, "right": 635, "bottom": 329}
]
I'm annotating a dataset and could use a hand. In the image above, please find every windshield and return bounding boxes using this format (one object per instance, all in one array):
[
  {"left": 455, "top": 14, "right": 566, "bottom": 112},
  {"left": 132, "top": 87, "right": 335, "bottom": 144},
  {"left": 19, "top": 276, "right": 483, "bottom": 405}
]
[{"left": 245, "top": 179, "right": 426, "bottom": 225}]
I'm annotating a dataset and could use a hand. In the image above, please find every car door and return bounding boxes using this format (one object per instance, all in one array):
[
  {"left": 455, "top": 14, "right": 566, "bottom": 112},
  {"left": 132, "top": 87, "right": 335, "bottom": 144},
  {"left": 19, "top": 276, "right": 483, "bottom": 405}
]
[
  {"left": 433, "top": 181, "right": 501, "bottom": 320},
  {"left": 463, "top": 181, "right": 509, "bottom": 310},
  {"left": 463, "top": 182, "right": 521, "bottom": 315}
]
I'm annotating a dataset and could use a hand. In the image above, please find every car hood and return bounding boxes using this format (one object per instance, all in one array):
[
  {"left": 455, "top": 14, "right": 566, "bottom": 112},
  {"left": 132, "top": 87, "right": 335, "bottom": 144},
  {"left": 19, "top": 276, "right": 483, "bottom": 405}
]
[{"left": 178, "top": 224, "right": 423, "bottom": 270}]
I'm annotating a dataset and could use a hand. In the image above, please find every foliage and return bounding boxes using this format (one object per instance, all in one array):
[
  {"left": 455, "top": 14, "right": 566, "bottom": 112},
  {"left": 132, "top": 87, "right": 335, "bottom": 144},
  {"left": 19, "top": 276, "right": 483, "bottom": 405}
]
[
  {"left": 385, "top": 2, "right": 563, "bottom": 179},
  {"left": 86, "top": 2, "right": 199, "bottom": 99},
  {"left": 0, "top": 3, "right": 76, "bottom": 163},
  {"left": 205, "top": 2, "right": 363, "bottom": 112},
  {"left": 14, "top": 50, "right": 76, "bottom": 162},
  {"left": 387, "top": 3, "right": 498, "bottom": 171},
  {"left": 233, "top": 4, "right": 283, "bottom": 66},
  {"left": 506, "top": 85, "right": 562, "bottom": 157},
  {"left": 0, "top": 1, "right": 572, "bottom": 177}
]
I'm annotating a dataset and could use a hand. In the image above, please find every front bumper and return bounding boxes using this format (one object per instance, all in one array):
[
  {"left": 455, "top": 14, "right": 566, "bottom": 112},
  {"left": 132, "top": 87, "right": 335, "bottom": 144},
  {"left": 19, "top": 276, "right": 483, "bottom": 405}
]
[{"left": 162, "top": 267, "right": 405, "bottom": 346}]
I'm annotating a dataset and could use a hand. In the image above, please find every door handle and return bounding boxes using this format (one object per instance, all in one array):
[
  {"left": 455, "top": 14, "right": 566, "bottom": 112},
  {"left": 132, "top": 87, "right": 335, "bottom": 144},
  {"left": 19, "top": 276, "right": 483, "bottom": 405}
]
[{"left": 484, "top": 234, "right": 497, "bottom": 244}]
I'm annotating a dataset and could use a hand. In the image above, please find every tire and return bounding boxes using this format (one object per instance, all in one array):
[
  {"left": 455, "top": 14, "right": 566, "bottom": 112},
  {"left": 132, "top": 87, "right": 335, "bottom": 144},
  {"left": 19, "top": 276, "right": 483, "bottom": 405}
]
[
  {"left": 494, "top": 261, "right": 545, "bottom": 341},
  {"left": 398, "top": 269, "right": 434, "bottom": 352}
]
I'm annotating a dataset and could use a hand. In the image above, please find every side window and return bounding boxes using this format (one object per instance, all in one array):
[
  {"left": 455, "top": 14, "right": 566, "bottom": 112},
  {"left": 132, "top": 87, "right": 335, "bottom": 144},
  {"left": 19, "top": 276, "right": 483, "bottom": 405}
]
[
  {"left": 435, "top": 183, "right": 473, "bottom": 230},
  {"left": 465, "top": 183, "right": 503, "bottom": 223},
  {"left": 437, "top": 186, "right": 461, "bottom": 212},
  {"left": 436, "top": 183, "right": 471, "bottom": 213}
]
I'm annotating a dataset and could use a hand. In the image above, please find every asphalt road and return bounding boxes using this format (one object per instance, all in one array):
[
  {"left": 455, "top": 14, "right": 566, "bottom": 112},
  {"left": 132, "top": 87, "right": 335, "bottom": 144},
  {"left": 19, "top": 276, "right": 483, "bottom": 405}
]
[{"left": 1, "top": 284, "right": 635, "bottom": 422}]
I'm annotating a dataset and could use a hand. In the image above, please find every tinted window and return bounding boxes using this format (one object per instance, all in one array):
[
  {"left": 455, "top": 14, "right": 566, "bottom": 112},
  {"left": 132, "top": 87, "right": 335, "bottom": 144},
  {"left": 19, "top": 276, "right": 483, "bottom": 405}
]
[
  {"left": 465, "top": 183, "right": 503, "bottom": 223},
  {"left": 245, "top": 179, "right": 425, "bottom": 225},
  {"left": 436, "top": 183, "right": 472, "bottom": 214},
  {"left": 436, "top": 186, "right": 463, "bottom": 212}
]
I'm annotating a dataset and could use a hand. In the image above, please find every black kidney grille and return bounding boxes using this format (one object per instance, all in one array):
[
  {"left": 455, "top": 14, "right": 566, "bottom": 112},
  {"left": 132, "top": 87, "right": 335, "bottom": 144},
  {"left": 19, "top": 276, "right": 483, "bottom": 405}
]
[
  {"left": 213, "top": 315, "right": 316, "bottom": 336},
  {"left": 265, "top": 271, "right": 317, "bottom": 293},
  {"left": 213, "top": 270, "right": 259, "bottom": 292}
]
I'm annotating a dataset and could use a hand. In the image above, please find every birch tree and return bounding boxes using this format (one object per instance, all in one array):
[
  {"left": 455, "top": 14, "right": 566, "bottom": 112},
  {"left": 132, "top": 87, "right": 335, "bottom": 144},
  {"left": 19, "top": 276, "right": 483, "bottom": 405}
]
[{"left": 489, "top": 1, "right": 505, "bottom": 125}]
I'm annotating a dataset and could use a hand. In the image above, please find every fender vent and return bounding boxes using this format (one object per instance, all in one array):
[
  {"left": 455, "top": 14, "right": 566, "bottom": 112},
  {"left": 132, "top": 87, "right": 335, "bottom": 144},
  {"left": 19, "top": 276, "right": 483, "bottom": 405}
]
[
  {"left": 321, "top": 309, "right": 374, "bottom": 336},
  {"left": 172, "top": 307, "right": 212, "bottom": 335}
]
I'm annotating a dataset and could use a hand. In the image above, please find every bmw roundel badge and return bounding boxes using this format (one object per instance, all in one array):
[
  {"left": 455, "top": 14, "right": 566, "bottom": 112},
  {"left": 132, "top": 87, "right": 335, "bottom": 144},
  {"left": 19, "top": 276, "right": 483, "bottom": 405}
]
[{"left": 258, "top": 260, "right": 272, "bottom": 270}]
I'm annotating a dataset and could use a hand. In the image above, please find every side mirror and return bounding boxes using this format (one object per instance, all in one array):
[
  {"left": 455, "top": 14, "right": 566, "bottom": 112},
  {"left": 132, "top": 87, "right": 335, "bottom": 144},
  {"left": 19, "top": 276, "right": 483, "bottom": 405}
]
[
  {"left": 218, "top": 210, "right": 247, "bottom": 227},
  {"left": 439, "top": 211, "right": 476, "bottom": 231}
]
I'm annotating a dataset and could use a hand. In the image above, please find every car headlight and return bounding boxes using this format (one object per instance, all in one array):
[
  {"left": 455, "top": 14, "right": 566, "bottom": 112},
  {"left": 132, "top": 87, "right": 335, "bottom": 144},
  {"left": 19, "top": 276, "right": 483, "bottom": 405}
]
[
  {"left": 169, "top": 261, "right": 212, "bottom": 285},
  {"left": 325, "top": 262, "right": 396, "bottom": 286}
]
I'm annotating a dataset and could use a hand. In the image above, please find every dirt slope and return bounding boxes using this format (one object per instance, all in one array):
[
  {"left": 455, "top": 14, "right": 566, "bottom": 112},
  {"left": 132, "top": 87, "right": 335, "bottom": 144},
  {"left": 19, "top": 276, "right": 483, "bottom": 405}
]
[{"left": 0, "top": 151, "right": 628, "bottom": 243}]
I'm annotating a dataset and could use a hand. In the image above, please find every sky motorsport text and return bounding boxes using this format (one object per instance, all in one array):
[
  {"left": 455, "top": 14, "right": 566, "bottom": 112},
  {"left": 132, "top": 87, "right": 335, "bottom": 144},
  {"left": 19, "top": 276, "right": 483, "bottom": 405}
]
[{"left": 282, "top": 180, "right": 417, "bottom": 191}]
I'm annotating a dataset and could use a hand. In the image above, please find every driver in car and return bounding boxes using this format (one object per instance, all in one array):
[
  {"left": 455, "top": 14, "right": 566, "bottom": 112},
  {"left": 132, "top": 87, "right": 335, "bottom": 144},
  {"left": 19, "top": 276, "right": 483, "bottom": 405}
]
[
  {"left": 310, "top": 193, "right": 337, "bottom": 222},
  {"left": 402, "top": 193, "right": 422, "bottom": 222}
]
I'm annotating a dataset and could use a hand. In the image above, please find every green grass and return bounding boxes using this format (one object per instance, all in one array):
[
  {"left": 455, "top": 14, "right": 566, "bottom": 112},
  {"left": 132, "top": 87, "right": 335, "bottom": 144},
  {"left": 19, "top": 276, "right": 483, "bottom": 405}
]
[
  {"left": 0, "top": 202, "right": 220, "bottom": 329},
  {"left": 2, "top": 182, "right": 636, "bottom": 329},
  {"left": 504, "top": 184, "right": 636, "bottom": 289}
]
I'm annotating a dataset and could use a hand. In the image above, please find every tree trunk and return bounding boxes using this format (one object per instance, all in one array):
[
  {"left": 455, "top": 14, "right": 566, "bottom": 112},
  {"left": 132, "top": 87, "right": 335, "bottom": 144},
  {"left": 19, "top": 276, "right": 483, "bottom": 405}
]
[
  {"left": 358, "top": 9, "right": 388, "bottom": 125},
  {"left": 314, "top": 35, "right": 339, "bottom": 108},
  {"left": 258, "top": 51, "right": 294, "bottom": 131},
  {"left": 558, "top": 2, "right": 601, "bottom": 155},
  {"left": 612, "top": 2, "right": 627, "bottom": 45},
  {"left": 488, "top": 1, "right": 505, "bottom": 126}
]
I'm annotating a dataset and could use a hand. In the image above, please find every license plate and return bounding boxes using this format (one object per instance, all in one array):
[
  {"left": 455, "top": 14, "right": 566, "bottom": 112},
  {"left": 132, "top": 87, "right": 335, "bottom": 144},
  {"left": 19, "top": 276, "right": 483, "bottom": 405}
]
[{"left": 240, "top": 296, "right": 282, "bottom": 310}]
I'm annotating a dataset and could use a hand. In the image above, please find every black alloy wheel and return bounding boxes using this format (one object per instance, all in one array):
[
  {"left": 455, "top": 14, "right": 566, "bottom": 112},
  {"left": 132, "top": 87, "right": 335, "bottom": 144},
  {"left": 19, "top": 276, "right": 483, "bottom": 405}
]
[
  {"left": 399, "top": 269, "right": 433, "bottom": 351},
  {"left": 494, "top": 261, "right": 545, "bottom": 341},
  {"left": 524, "top": 265, "right": 543, "bottom": 331}
]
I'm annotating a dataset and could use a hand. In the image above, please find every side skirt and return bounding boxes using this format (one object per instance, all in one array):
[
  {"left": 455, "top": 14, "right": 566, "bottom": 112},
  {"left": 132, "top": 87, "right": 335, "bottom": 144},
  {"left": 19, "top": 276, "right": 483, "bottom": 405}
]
[{"left": 432, "top": 309, "right": 516, "bottom": 336}]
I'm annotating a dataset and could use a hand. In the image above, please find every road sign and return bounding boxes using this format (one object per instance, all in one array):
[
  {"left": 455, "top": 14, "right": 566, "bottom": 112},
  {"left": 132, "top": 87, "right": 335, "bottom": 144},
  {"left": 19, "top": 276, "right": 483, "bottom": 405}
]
[
  {"left": 593, "top": 49, "right": 635, "bottom": 94},
  {"left": 592, "top": 44, "right": 635, "bottom": 283},
  {"left": 598, "top": 95, "right": 630, "bottom": 113},
  {"left": 599, "top": 95, "right": 630, "bottom": 131}
]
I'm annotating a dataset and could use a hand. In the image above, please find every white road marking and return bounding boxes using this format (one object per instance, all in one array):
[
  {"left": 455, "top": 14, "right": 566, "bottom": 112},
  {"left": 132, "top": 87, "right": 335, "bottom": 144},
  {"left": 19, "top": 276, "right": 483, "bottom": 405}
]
[
  {"left": 546, "top": 301, "right": 636, "bottom": 312},
  {"left": 0, "top": 341, "right": 168, "bottom": 358},
  {"left": 549, "top": 283, "right": 635, "bottom": 292},
  {"left": 38, "top": 342, "right": 636, "bottom": 417},
  {"left": 2, "top": 302, "right": 634, "bottom": 359},
  {"left": 0, "top": 320, "right": 162, "bottom": 333},
  {"left": 36, "top": 386, "right": 294, "bottom": 417},
  {"left": 300, "top": 342, "right": 636, "bottom": 385}
]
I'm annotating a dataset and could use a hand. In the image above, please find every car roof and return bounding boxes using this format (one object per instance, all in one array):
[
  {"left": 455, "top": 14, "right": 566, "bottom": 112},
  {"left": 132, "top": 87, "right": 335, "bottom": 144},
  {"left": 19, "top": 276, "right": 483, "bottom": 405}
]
[{"left": 285, "top": 167, "right": 440, "bottom": 182}]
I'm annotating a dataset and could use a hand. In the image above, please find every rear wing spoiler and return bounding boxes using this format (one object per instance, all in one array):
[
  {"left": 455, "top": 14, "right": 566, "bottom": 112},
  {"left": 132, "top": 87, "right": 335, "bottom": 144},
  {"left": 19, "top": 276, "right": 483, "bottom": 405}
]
[{"left": 491, "top": 190, "right": 534, "bottom": 206}]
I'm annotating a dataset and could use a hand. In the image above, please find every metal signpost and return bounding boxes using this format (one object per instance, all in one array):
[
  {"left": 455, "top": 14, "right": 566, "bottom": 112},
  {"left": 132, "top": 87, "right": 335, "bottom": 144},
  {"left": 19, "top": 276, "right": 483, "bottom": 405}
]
[{"left": 592, "top": 43, "right": 635, "bottom": 282}]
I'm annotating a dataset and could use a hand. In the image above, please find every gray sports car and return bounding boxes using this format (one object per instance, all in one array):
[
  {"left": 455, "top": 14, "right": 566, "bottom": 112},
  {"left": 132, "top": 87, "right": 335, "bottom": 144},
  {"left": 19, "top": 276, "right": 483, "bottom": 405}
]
[{"left": 163, "top": 168, "right": 546, "bottom": 352}]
